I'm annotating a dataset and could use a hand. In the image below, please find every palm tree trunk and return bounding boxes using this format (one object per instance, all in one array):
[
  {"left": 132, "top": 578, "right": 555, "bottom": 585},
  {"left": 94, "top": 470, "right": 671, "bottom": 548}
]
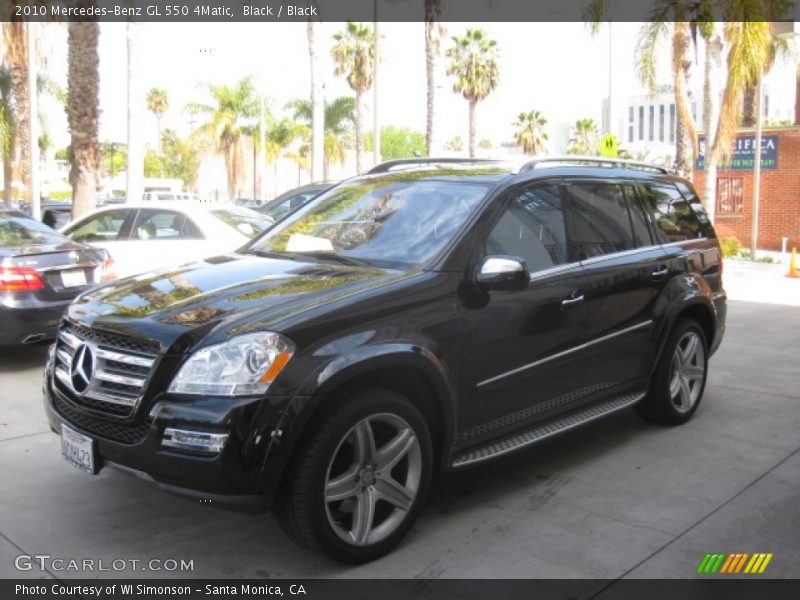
[
  {"left": 67, "top": 21, "right": 99, "bottom": 219},
  {"left": 672, "top": 22, "right": 697, "bottom": 176},
  {"left": 6, "top": 22, "right": 30, "bottom": 203},
  {"left": 3, "top": 158, "right": 12, "bottom": 208},
  {"left": 308, "top": 17, "right": 324, "bottom": 182},
  {"left": 741, "top": 85, "right": 757, "bottom": 128},
  {"left": 425, "top": 20, "right": 435, "bottom": 156},
  {"left": 354, "top": 90, "right": 364, "bottom": 173},
  {"left": 702, "top": 34, "right": 722, "bottom": 223},
  {"left": 468, "top": 99, "right": 477, "bottom": 158}
]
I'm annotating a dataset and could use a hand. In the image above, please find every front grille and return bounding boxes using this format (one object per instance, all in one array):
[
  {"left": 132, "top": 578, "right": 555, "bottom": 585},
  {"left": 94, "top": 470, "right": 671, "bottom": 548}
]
[
  {"left": 53, "top": 323, "right": 158, "bottom": 418},
  {"left": 53, "top": 393, "right": 152, "bottom": 445}
]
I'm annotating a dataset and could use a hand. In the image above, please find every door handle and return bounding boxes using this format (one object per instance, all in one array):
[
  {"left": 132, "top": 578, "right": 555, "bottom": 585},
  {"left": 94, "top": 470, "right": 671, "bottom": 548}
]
[
  {"left": 561, "top": 292, "right": 585, "bottom": 308},
  {"left": 651, "top": 266, "right": 670, "bottom": 280}
]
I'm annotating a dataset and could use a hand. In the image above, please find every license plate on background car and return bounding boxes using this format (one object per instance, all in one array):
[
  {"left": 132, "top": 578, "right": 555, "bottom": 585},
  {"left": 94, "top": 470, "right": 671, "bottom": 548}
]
[
  {"left": 61, "top": 269, "right": 86, "bottom": 288},
  {"left": 60, "top": 424, "right": 96, "bottom": 474}
]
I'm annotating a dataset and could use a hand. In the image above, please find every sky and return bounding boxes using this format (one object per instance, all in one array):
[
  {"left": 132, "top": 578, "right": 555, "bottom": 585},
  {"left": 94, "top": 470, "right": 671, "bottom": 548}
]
[{"left": 39, "top": 21, "right": 798, "bottom": 155}]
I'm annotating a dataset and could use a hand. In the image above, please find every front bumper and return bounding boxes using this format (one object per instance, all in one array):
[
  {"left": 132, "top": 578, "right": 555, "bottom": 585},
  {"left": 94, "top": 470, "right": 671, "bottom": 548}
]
[{"left": 43, "top": 363, "right": 303, "bottom": 513}]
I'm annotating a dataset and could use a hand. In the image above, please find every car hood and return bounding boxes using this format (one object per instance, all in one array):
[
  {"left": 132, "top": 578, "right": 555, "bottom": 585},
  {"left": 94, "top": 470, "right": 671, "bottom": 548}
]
[{"left": 67, "top": 253, "right": 416, "bottom": 353}]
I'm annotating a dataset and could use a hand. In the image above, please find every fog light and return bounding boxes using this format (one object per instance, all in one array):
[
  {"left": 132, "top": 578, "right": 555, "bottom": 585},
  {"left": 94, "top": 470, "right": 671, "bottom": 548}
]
[{"left": 162, "top": 428, "right": 228, "bottom": 454}]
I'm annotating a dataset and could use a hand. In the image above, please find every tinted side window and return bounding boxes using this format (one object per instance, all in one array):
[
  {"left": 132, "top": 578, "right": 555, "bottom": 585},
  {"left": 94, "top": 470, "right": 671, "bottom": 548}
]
[
  {"left": 567, "top": 183, "right": 637, "bottom": 259},
  {"left": 674, "top": 181, "right": 716, "bottom": 238},
  {"left": 641, "top": 183, "right": 705, "bottom": 243},
  {"left": 622, "top": 184, "right": 654, "bottom": 247},
  {"left": 486, "top": 184, "right": 568, "bottom": 272}
]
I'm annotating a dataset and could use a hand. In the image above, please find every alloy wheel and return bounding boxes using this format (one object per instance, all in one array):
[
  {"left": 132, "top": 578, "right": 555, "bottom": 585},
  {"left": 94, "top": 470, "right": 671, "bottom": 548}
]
[{"left": 668, "top": 330, "right": 706, "bottom": 413}]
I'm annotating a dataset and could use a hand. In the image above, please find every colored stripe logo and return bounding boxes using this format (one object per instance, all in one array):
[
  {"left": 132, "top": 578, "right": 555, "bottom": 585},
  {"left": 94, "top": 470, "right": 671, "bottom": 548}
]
[{"left": 697, "top": 552, "right": 773, "bottom": 574}]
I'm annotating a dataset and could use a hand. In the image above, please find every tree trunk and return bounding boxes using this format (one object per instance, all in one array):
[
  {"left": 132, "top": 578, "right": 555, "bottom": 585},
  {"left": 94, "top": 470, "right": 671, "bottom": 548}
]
[
  {"left": 3, "top": 158, "right": 12, "bottom": 208},
  {"left": 7, "top": 22, "right": 30, "bottom": 205},
  {"left": 702, "top": 34, "right": 723, "bottom": 223},
  {"left": 308, "top": 17, "right": 324, "bottom": 182},
  {"left": 355, "top": 89, "right": 363, "bottom": 173},
  {"left": 126, "top": 22, "right": 144, "bottom": 205},
  {"left": 741, "top": 84, "right": 757, "bottom": 128},
  {"left": 468, "top": 99, "right": 477, "bottom": 158},
  {"left": 672, "top": 22, "right": 697, "bottom": 176},
  {"left": 425, "top": 20, "right": 435, "bottom": 156},
  {"left": 67, "top": 21, "right": 99, "bottom": 220}
]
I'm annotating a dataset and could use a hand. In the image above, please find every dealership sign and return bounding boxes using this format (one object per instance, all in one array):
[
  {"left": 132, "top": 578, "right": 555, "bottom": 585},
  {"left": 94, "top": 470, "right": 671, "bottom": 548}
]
[{"left": 695, "top": 135, "right": 778, "bottom": 171}]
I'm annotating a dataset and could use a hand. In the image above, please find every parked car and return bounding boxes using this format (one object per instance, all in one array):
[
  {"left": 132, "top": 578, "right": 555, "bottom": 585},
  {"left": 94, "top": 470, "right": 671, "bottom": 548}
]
[
  {"left": 142, "top": 191, "right": 202, "bottom": 202},
  {"left": 59, "top": 202, "right": 273, "bottom": 278},
  {"left": 0, "top": 209, "right": 111, "bottom": 345},
  {"left": 44, "top": 157, "right": 726, "bottom": 563},
  {"left": 41, "top": 201, "right": 74, "bottom": 230},
  {"left": 256, "top": 182, "right": 335, "bottom": 222}
]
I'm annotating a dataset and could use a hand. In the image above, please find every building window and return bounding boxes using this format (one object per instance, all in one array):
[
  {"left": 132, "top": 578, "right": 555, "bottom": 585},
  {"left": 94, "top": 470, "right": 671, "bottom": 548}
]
[
  {"left": 648, "top": 106, "right": 655, "bottom": 141},
  {"left": 638, "top": 106, "right": 644, "bottom": 140},
  {"left": 717, "top": 178, "right": 743, "bottom": 215},
  {"left": 628, "top": 106, "right": 634, "bottom": 143},
  {"left": 659, "top": 105, "right": 665, "bottom": 142},
  {"left": 669, "top": 104, "right": 676, "bottom": 143}
]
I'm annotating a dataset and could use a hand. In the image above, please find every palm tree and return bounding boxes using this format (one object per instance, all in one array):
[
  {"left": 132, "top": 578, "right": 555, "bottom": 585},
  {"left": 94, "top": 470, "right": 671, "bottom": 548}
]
[
  {"left": 567, "top": 118, "right": 600, "bottom": 155},
  {"left": 186, "top": 77, "right": 261, "bottom": 201},
  {"left": 67, "top": 21, "right": 100, "bottom": 219},
  {"left": 146, "top": 87, "right": 169, "bottom": 152},
  {"left": 264, "top": 115, "right": 307, "bottom": 196},
  {"left": 0, "top": 65, "right": 14, "bottom": 207},
  {"left": 424, "top": 0, "right": 445, "bottom": 155},
  {"left": 2, "top": 22, "right": 30, "bottom": 202},
  {"left": 445, "top": 28, "right": 500, "bottom": 158},
  {"left": 331, "top": 22, "right": 374, "bottom": 173},
  {"left": 289, "top": 96, "right": 356, "bottom": 180},
  {"left": 513, "top": 110, "right": 548, "bottom": 155}
]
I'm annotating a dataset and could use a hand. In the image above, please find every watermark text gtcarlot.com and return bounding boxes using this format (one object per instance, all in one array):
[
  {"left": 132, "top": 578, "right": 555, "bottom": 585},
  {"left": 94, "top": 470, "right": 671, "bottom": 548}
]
[{"left": 14, "top": 554, "right": 194, "bottom": 572}]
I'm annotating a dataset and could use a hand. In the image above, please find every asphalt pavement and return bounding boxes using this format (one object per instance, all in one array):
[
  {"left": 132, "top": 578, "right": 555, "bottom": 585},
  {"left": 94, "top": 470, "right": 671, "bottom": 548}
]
[{"left": 1, "top": 288, "right": 798, "bottom": 580}]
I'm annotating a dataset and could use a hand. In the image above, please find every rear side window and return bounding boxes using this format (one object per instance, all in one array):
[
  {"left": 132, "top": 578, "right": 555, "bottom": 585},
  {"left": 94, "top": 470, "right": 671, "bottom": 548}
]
[
  {"left": 674, "top": 181, "right": 716, "bottom": 238},
  {"left": 486, "top": 184, "right": 568, "bottom": 272},
  {"left": 132, "top": 210, "right": 203, "bottom": 240},
  {"left": 69, "top": 210, "right": 130, "bottom": 242},
  {"left": 566, "top": 182, "right": 640, "bottom": 259},
  {"left": 640, "top": 183, "right": 706, "bottom": 243}
]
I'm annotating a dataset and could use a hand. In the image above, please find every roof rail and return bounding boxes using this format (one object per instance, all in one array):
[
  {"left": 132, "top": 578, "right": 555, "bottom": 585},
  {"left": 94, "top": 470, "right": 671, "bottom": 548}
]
[
  {"left": 366, "top": 157, "right": 504, "bottom": 175},
  {"left": 517, "top": 155, "right": 671, "bottom": 175}
]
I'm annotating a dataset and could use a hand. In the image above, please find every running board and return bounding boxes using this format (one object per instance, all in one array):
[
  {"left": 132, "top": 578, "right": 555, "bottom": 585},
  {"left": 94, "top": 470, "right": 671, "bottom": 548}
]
[{"left": 451, "top": 392, "right": 644, "bottom": 468}]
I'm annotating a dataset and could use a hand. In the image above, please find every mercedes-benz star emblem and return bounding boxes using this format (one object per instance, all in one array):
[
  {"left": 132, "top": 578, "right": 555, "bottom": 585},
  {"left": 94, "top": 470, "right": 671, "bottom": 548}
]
[{"left": 70, "top": 343, "right": 95, "bottom": 395}]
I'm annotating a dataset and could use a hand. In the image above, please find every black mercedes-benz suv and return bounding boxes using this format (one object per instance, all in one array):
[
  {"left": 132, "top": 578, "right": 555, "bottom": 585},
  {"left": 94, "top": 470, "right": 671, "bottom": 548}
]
[{"left": 44, "top": 157, "right": 726, "bottom": 562}]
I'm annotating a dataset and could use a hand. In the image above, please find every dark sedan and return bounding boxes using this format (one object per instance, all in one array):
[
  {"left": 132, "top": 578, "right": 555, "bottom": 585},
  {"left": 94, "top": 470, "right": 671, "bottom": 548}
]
[{"left": 0, "top": 210, "right": 111, "bottom": 345}]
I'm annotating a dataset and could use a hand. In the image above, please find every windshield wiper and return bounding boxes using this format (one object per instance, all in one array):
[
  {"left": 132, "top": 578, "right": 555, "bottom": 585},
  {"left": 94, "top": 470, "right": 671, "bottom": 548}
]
[{"left": 291, "top": 251, "right": 373, "bottom": 267}]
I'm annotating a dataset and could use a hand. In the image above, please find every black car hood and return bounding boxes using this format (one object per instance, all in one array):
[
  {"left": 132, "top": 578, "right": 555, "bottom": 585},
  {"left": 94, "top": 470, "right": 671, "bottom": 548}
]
[{"left": 67, "top": 253, "right": 415, "bottom": 353}]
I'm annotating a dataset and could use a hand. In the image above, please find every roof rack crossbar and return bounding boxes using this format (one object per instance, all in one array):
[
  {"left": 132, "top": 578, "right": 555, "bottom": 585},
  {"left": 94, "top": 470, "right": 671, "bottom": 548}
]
[
  {"left": 517, "top": 155, "right": 670, "bottom": 175},
  {"left": 366, "top": 157, "right": 502, "bottom": 175}
]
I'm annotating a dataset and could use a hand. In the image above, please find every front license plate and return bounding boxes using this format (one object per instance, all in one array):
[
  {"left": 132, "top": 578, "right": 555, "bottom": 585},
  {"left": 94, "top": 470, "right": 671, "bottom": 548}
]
[
  {"left": 61, "top": 424, "right": 96, "bottom": 475},
  {"left": 61, "top": 269, "right": 87, "bottom": 288}
]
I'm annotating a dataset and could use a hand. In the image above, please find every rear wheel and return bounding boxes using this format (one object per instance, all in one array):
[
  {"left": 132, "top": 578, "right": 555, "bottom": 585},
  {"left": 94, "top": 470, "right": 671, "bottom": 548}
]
[
  {"left": 636, "top": 319, "right": 708, "bottom": 425},
  {"left": 275, "top": 387, "right": 433, "bottom": 563}
]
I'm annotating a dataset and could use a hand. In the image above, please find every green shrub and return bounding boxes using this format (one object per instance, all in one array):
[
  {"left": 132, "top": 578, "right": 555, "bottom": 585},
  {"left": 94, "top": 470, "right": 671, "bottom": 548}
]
[{"left": 720, "top": 237, "right": 742, "bottom": 257}]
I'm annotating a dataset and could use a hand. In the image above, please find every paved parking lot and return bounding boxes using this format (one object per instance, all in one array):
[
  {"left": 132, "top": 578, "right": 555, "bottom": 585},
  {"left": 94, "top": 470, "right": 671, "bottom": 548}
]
[{"left": 1, "top": 295, "right": 798, "bottom": 580}]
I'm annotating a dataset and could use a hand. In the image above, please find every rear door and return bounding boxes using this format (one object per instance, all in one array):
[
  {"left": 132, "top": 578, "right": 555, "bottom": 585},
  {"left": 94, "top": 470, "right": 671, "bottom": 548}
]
[{"left": 566, "top": 179, "right": 670, "bottom": 396}]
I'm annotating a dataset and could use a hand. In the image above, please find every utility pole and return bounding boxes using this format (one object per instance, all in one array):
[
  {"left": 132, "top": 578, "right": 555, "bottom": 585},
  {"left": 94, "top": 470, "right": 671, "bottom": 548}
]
[
  {"left": 750, "top": 66, "right": 764, "bottom": 260},
  {"left": 27, "top": 22, "right": 40, "bottom": 220}
]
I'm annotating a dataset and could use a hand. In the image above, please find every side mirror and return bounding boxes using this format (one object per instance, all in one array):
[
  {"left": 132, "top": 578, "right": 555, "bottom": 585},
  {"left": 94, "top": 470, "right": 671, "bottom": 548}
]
[{"left": 475, "top": 256, "right": 529, "bottom": 291}]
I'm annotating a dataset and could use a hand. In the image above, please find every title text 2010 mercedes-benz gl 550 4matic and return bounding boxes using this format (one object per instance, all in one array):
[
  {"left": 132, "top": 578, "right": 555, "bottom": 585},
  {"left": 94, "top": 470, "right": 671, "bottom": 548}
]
[{"left": 44, "top": 158, "right": 726, "bottom": 563}]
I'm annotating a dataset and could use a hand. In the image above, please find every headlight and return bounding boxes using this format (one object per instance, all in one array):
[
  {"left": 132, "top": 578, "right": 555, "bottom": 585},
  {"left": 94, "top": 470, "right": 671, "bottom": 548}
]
[{"left": 168, "top": 332, "right": 294, "bottom": 396}]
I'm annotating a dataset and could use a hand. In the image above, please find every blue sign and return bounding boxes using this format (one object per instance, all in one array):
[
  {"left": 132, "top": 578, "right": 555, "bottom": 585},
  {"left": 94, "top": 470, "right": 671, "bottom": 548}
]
[{"left": 695, "top": 135, "right": 778, "bottom": 171}]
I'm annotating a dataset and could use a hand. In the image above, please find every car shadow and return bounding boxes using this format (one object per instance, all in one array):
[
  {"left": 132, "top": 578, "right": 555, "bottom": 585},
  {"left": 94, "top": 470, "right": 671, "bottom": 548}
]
[{"left": 0, "top": 341, "right": 50, "bottom": 373}]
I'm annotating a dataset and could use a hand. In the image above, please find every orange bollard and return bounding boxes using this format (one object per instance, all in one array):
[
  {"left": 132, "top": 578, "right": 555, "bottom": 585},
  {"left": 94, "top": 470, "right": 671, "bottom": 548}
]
[{"left": 788, "top": 247, "right": 798, "bottom": 278}]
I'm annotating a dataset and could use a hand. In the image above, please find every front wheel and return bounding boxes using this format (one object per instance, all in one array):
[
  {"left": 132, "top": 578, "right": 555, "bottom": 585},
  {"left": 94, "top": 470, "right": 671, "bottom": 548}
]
[
  {"left": 636, "top": 319, "right": 709, "bottom": 425},
  {"left": 275, "top": 387, "right": 433, "bottom": 563}
]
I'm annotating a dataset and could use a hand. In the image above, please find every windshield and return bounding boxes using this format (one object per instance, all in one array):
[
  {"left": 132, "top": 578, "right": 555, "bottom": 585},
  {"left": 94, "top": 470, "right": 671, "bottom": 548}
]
[
  {"left": 0, "top": 217, "right": 69, "bottom": 247},
  {"left": 248, "top": 177, "right": 490, "bottom": 268},
  {"left": 211, "top": 207, "right": 273, "bottom": 239}
]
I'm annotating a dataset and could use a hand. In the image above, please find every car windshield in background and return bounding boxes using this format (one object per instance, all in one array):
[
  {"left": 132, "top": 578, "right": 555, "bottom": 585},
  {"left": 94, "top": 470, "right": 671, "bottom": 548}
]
[
  {"left": 0, "top": 216, "right": 68, "bottom": 247},
  {"left": 211, "top": 207, "right": 273, "bottom": 239},
  {"left": 249, "top": 178, "right": 490, "bottom": 268}
]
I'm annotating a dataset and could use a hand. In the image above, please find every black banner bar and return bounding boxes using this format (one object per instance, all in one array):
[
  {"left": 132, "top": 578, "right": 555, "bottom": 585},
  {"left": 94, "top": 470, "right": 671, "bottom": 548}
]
[{"left": 4, "top": 0, "right": 800, "bottom": 23}]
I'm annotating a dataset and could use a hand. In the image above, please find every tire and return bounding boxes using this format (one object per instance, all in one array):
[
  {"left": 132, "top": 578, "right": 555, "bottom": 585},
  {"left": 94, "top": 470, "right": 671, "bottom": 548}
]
[
  {"left": 636, "top": 319, "right": 709, "bottom": 426},
  {"left": 274, "top": 387, "right": 433, "bottom": 563}
]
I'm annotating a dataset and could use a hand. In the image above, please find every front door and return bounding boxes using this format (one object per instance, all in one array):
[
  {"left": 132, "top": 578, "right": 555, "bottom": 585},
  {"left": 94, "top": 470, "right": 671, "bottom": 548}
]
[{"left": 458, "top": 182, "right": 589, "bottom": 448}]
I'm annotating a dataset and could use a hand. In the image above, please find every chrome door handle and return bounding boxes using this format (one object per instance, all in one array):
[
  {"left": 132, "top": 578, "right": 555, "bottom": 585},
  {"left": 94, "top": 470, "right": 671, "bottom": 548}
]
[
  {"left": 651, "top": 267, "right": 669, "bottom": 279},
  {"left": 561, "top": 293, "right": 585, "bottom": 308}
]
